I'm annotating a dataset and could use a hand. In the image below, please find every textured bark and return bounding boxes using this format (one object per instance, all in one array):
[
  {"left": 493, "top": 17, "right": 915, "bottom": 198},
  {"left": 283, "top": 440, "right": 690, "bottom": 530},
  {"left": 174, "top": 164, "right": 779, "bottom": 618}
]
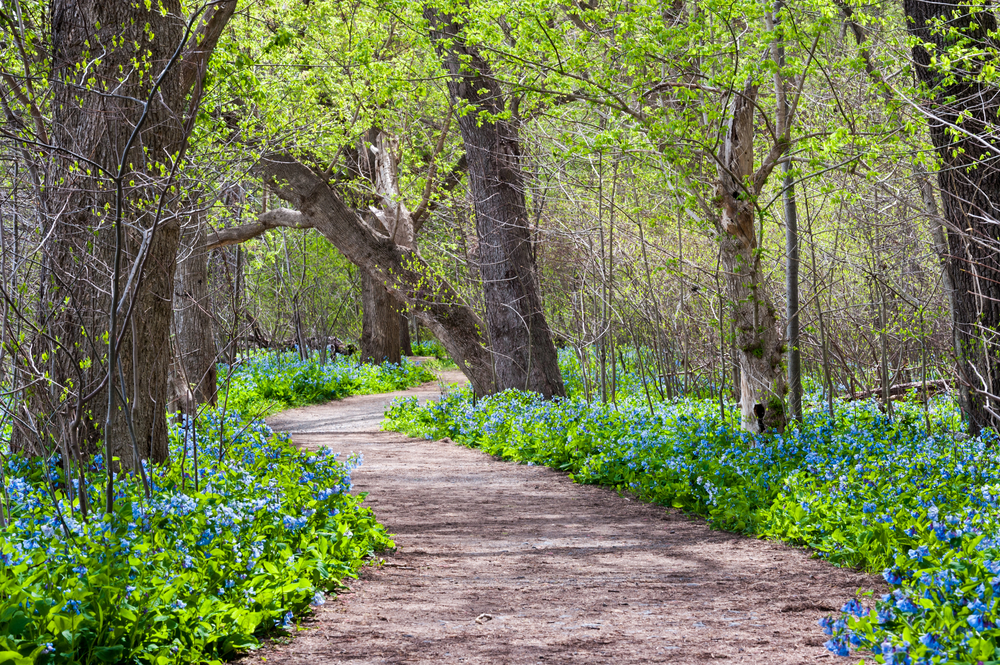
[
  {"left": 259, "top": 154, "right": 495, "bottom": 394},
  {"left": 18, "top": 1, "right": 234, "bottom": 465},
  {"left": 400, "top": 313, "right": 414, "bottom": 356},
  {"left": 174, "top": 212, "right": 218, "bottom": 406},
  {"left": 905, "top": 0, "right": 1000, "bottom": 433},
  {"left": 359, "top": 131, "right": 410, "bottom": 364},
  {"left": 361, "top": 271, "right": 402, "bottom": 364},
  {"left": 425, "top": 9, "right": 565, "bottom": 398},
  {"left": 716, "top": 82, "right": 787, "bottom": 432}
]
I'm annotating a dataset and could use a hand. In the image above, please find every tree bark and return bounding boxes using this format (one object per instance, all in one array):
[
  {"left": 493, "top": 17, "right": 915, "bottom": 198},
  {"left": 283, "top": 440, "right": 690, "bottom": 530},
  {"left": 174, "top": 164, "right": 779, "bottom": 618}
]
[
  {"left": 174, "top": 210, "right": 218, "bottom": 407},
  {"left": 400, "top": 313, "right": 414, "bottom": 356},
  {"left": 258, "top": 153, "right": 495, "bottom": 394},
  {"left": 361, "top": 272, "right": 402, "bottom": 363},
  {"left": 425, "top": 8, "right": 565, "bottom": 398},
  {"left": 20, "top": 1, "right": 233, "bottom": 466},
  {"left": 905, "top": 0, "right": 1000, "bottom": 434},
  {"left": 716, "top": 81, "right": 788, "bottom": 432},
  {"left": 359, "top": 131, "right": 411, "bottom": 364}
]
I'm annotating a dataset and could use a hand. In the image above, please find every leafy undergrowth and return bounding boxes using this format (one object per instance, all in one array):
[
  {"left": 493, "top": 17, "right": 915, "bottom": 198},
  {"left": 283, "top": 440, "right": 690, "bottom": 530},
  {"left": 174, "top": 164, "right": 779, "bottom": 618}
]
[
  {"left": 409, "top": 341, "right": 457, "bottom": 370},
  {"left": 385, "top": 389, "right": 1000, "bottom": 664},
  {"left": 0, "top": 354, "right": 436, "bottom": 664},
  {"left": 223, "top": 352, "right": 435, "bottom": 416}
]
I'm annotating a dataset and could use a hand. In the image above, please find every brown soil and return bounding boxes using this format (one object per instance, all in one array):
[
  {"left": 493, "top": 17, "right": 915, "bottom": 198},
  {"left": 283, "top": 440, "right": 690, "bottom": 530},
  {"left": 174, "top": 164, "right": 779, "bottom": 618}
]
[{"left": 247, "top": 376, "right": 881, "bottom": 664}]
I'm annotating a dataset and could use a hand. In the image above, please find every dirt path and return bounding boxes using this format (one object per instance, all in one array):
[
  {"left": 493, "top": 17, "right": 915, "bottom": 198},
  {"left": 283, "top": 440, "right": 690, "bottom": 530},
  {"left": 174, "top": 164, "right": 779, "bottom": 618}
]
[{"left": 248, "top": 377, "right": 879, "bottom": 664}]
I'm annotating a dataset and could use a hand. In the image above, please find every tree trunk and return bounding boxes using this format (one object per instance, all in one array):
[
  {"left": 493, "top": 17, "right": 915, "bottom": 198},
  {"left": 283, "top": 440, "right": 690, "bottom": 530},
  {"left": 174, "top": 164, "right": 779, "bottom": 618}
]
[
  {"left": 259, "top": 154, "right": 496, "bottom": 394},
  {"left": 715, "top": 81, "right": 788, "bottom": 433},
  {"left": 425, "top": 9, "right": 565, "bottom": 398},
  {"left": 905, "top": 0, "right": 1000, "bottom": 434},
  {"left": 361, "top": 271, "right": 402, "bottom": 363},
  {"left": 359, "top": 130, "right": 411, "bottom": 365},
  {"left": 16, "top": 1, "right": 235, "bottom": 466},
  {"left": 400, "top": 313, "right": 414, "bottom": 356},
  {"left": 174, "top": 212, "right": 218, "bottom": 407}
]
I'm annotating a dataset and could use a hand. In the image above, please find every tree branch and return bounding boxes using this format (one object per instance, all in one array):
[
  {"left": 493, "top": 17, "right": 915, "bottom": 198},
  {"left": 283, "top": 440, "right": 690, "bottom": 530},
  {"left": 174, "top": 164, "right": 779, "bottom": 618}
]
[
  {"left": 179, "top": 0, "right": 238, "bottom": 97},
  {"left": 205, "top": 208, "right": 313, "bottom": 250}
]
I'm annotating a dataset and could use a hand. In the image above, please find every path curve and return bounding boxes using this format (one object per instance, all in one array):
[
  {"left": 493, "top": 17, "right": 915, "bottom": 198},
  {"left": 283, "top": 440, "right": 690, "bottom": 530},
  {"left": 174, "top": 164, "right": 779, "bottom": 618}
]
[{"left": 246, "top": 377, "right": 879, "bottom": 664}]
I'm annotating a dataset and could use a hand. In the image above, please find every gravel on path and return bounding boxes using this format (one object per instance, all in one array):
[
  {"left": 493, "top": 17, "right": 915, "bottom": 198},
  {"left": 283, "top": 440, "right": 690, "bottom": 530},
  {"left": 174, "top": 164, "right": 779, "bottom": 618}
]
[{"left": 242, "top": 376, "right": 879, "bottom": 664}]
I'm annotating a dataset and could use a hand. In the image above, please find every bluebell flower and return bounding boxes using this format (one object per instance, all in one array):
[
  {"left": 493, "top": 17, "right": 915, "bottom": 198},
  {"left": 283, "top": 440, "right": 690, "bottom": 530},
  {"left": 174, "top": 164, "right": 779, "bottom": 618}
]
[
  {"left": 883, "top": 569, "right": 903, "bottom": 585},
  {"left": 841, "top": 599, "right": 865, "bottom": 617},
  {"left": 824, "top": 638, "right": 850, "bottom": 657}
]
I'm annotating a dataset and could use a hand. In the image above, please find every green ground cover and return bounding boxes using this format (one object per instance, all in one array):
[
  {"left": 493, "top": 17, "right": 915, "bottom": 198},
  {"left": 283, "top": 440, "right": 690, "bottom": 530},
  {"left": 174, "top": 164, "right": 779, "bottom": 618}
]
[
  {"left": 0, "top": 354, "right": 433, "bottom": 664},
  {"left": 223, "top": 353, "right": 435, "bottom": 416},
  {"left": 385, "top": 377, "right": 997, "bottom": 665}
]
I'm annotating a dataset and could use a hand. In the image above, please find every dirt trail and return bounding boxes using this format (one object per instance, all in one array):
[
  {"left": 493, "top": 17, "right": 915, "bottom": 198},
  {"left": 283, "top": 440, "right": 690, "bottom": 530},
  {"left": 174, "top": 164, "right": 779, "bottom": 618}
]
[{"left": 248, "top": 376, "right": 879, "bottom": 664}]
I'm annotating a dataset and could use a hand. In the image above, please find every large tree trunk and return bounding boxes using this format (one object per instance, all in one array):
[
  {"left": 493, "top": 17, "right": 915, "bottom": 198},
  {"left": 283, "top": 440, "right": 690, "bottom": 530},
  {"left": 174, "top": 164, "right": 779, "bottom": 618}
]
[
  {"left": 905, "top": 0, "right": 1000, "bottom": 434},
  {"left": 358, "top": 131, "right": 409, "bottom": 364},
  {"left": 174, "top": 211, "right": 218, "bottom": 407},
  {"left": 17, "top": 1, "right": 234, "bottom": 465},
  {"left": 425, "top": 9, "right": 565, "bottom": 398},
  {"left": 716, "top": 82, "right": 788, "bottom": 433},
  {"left": 360, "top": 272, "right": 402, "bottom": 363},
  {"left": 258, "top": 154, "right": 496, "bottom": 394}
]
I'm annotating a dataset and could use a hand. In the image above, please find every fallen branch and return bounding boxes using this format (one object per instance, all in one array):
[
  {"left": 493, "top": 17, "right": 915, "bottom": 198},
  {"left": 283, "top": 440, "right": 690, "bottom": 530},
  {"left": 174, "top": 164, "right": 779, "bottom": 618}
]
[{"left": 843, "top": 379, "right": 949, "bottom": 402}]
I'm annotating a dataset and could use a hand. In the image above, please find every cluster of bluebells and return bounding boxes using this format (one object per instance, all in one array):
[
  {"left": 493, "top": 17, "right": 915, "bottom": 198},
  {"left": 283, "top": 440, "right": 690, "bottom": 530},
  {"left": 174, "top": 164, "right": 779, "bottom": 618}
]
[
  {"left": 385, "top": 379, "right": 1000, "bottom": 664},
  {"left": 224, "top": 351, "right": 435, "bottom": 416},
  {"left": 0, "top": 404, "right": 392, "bottom": 664}
]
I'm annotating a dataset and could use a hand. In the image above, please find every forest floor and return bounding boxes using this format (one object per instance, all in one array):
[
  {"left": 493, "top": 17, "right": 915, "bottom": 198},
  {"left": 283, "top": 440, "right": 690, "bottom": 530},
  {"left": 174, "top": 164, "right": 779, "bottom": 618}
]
[{"left": 241, "top": 372, "right": 881, "bottom": 664}]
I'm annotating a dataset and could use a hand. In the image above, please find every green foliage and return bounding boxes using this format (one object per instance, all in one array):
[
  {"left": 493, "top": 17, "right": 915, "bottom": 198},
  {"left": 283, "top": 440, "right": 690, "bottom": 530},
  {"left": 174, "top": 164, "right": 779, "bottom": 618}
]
[
  {"left": 223, "top": 352, "right": 436, "bottom": 417},
  {"left": 0, "top": 355, "right": 441, "bottom": 663},
  {"left": 0, "top": 411, "right": 393, "bottom": 664}
]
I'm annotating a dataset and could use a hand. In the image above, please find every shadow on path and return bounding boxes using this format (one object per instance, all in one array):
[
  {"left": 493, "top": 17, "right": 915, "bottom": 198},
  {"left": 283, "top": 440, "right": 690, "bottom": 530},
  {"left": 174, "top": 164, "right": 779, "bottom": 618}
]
[{"left": 241, "top": 377, "right": 880, "bottom": 664}]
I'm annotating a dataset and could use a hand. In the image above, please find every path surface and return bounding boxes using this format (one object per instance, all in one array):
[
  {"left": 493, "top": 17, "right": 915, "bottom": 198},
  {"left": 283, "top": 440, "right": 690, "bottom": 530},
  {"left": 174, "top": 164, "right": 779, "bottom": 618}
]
[{"left": 246, "top": 377, "right": 880, "bottom": 664}]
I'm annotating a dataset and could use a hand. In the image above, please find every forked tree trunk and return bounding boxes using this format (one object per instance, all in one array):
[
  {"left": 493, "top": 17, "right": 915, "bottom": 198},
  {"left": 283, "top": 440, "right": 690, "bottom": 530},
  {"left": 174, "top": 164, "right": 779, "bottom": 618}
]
[
  {"left": 258, "top": 154, "right": 496, "bottom": 394},
  {"left": 18, "top": 1, "right": 233, "bottom": 466},
  {"left": 425, "top": 8, "right": 565, "bottom": 398},
  {"left": 716, "top": 82, "right": 788, "bottom": 432},
  {"left": 905, "top": 0, "right": 1000, "bottom": 435},
  {"left": 358, "top": 131, "right": 411, "bottom": 364},
  {"left": 16, "top": 1, "right": 235, "bottom": 464}
]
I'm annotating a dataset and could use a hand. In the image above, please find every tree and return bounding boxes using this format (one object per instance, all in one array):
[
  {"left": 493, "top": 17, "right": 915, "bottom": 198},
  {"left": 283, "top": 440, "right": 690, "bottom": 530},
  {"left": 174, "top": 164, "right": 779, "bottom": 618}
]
[
  {"left": 423, "top": 7, "right": 565, "bottom": 398},
  {"left": 173, "top": 205, "right": 217, "bottom": 410},
  {"left": 13, "top": 0, "right": 235, "bottom": 471},
  {"left": 904, "top": 0, "right": 1000, "bottom": 433},
  {"left": 210, "top": 154, "right": 496, "bottom": 394}
]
